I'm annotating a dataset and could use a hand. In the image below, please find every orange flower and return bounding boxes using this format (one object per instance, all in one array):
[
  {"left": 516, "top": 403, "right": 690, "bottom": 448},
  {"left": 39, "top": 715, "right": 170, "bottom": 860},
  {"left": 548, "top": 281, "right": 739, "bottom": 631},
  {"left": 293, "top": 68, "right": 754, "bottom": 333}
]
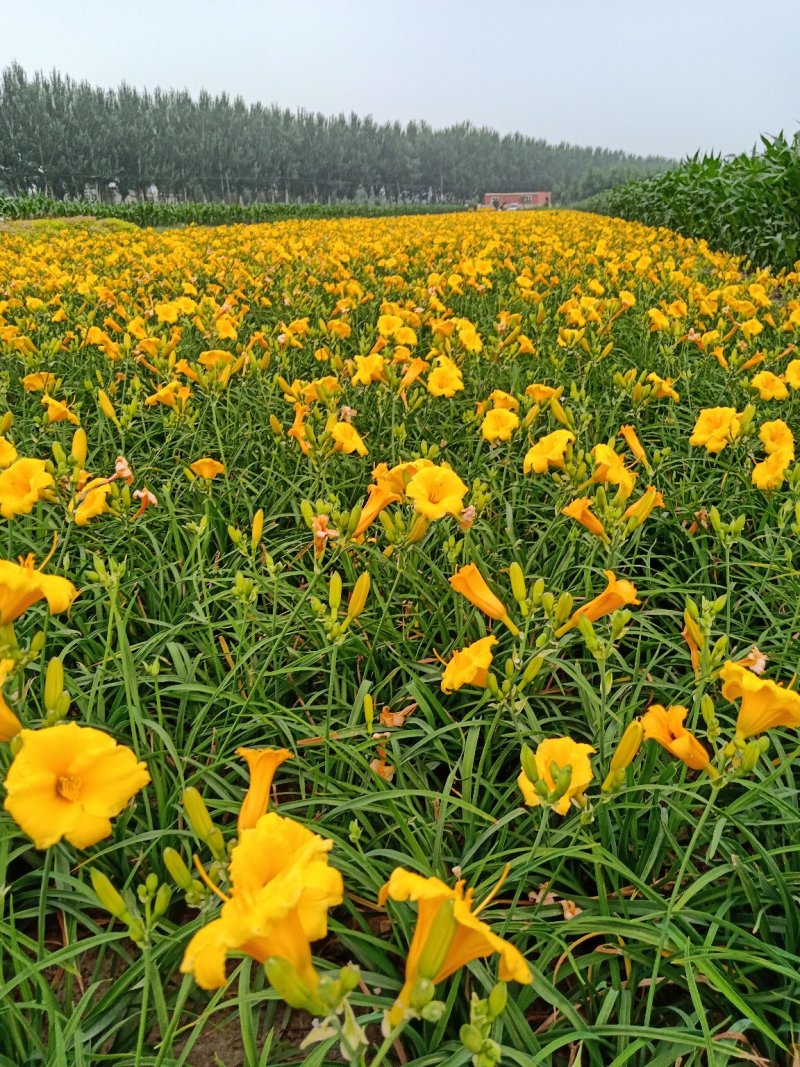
[
  {"left": 641, "top": 705, "right": 711, "bottom": 772},
  {"left": 449, "top": 564, "right": 519, "bottom": 635},
  {"left": 236, "top": 747, "right": 293, "bottom": 832},
  {"left": 720, "top": 661, "right": 800, "bottom": 738},
  {"left": 190, "top": 458, "right": 225, "bottom": 479},
  {"left": 556, "top": 570, "right": 639, "bottom": 637},
  {"left": 562, "top": 497, "right": 610, "bottom": 543}
]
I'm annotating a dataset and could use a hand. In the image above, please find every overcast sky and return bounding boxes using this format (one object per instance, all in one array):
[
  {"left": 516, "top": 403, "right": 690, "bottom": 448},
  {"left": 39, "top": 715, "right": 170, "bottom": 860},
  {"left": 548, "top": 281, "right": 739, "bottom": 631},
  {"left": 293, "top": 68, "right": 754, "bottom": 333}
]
[{"left": 3, "top": 0, "right": 798, "bottom": 160}]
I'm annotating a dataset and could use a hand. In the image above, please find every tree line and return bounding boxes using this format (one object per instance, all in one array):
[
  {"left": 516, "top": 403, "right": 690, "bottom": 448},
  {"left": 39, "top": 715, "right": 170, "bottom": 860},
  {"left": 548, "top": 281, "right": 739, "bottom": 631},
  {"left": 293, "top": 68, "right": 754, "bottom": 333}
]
[{"left": 0, "top": 63, "right": 672, "bottom": 205}]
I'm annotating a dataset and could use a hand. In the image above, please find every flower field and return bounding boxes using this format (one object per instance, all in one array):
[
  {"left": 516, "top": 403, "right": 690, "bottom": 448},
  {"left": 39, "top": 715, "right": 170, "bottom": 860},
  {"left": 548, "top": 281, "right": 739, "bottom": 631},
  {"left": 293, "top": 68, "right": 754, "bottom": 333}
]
[{"left": 1, "top": 209, "right": 800, "bottom": 1066}]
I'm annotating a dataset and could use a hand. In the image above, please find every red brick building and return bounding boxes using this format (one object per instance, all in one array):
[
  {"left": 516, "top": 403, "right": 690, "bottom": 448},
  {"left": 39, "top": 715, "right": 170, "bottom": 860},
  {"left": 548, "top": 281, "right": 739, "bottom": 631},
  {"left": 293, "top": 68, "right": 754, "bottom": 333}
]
[{"left": 482, "top": 191, "right": 552, "bottom": 209}]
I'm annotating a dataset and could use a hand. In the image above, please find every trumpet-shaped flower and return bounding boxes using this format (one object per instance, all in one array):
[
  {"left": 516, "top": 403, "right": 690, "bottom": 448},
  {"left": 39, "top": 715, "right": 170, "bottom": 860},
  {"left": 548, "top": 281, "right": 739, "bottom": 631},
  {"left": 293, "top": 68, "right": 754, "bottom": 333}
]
[
  {"left": 759, "top": 419, "right": 794, "bottom": 457},
  {"left": 41, "top": 394, "right": 80, "bottom": 425},
  {"left": 329, "top": 421, "right": 368, "bottom": 457},
  {"left": 0, "top": 458, "right": 55, "bottom": 519},
  {"left": 481, "top": 408, "right": 519, "bottom": 443},
  {"left": 750, "top": 371, "right": 787, "bottom": 401},
  {"left": 0, "top": 658, "right": 21, "bottom": 743},
  {"left": 71, "top": 477, "right": 112, "bottom": 526},
  {"left": 180, "top": 812, "right": 343, "bottom": 992},
  {"left": 427, "top": 356, "right": 463, "bottom": 397},
  {"left": 3, "top": 723, "right": 150, "bottom": 848},
  {"left": 449, "top": 564, "right": 519, "bottom": 634},
  {"left": 0, "top": 556, "right": 77, "bottom": 625},
  {"left": 562, "top": 497, "right": 610, "bottom": 543},
  {"left": 190, "top": 458, "right": 226, "bottom": 479},
  {"left": 720, "top": 661, "right": 800, "bottom": 738},
  {"left": 440, "top": 636, "right": 497, "bottom": 693},
  {"left": 523, "top": 429, "right": 574, "bottom": 474},
  {"left": 236, "top": 747, "right": 294, "bottom": 832},
  {"left": 379, "top": 868, "right": 531, "bottom": 1025},
  {"left": 518, "top": 736, "right": 595, "bottom": 814},
  {"left": 641, "top": 705, "right": 710, "bottom": 771},
  {"left": 689, "top": 408, "right": 741, "bottom": 454},
  {"left": 405, "top": 465, "right": 468, "bottom": 520},
  {"left": 556, "top": 570, "right": 639, "bottom": 637}
]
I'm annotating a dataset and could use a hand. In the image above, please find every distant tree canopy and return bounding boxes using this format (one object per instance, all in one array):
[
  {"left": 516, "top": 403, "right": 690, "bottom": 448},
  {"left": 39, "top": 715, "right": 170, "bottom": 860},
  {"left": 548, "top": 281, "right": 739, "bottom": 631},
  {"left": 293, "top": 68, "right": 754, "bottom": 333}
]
[{"left": 0, "top": 64, "right": 672, "bottom": 204}]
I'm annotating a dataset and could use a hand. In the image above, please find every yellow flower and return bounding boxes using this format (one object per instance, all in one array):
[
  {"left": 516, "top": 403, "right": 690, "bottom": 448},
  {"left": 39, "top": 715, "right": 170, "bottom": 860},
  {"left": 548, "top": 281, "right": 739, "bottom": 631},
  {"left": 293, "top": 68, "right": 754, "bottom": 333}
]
[
  {"left": 440, "top": 636, "right": 497, "bottom": 693},
  {"left": 0, "top": 658, "right": 22, "bottom": 743},
  {"left": 523, "top": 429, "right": 575, "bottom": 474},
  {"left": 71, "top": 477, "right": 112, "bottom": 526},
  {"left": 145, "top": 381, "right": 191, "bottom": 409},
  {"left": 556, "top": 570, "right": 639, "bottom": 636},
  {"left": 647, "top": 308, "right": 671, "bottom": 332},
  {"left": 190, "top": 458, "right": 226, "bottom": 479},
  {"left": 0, "top": 458, "right": 55, "bottom": 519},
  {"left": 783, "top": 359, "right": 800, "bottom": 389},
  {"left": 22, "top": 372, "right": 59, "bottom": 392},
  {"left": 427, "top": 356, "right": 464, "bottom": 397},
  {"left": 646, "top": 372, "right": 680, "bottom": 402},
  {"left": 487, "top": 389, "right": 519, "bottom": 411},
  {"left": 41, "top": 394, "right": 80, "bottom": 425},
  {"left": 351, "top": 353, "right": 387, "bottom": 385},
  {"left": 236, "top": 747, "right": 294, "bottom": 832},
  {"left": 689, "top": 407, "right": 741, "bottom": 454},
  {"left": 562, "top": 497, "right": 610, "bottom": 543},
  {"left": 759, "top": 419, "right": 794, "bottom": 457},
  {"left": 378, "top": 867, "right": 530, "bottom": 1025},
  {"left": 752, "top": 450, "right": 792, "bottom": 492},
  {"left": 180, "top": 812, "right": 343, "bottom": 992},
  {"left": 720, "top": 661, "right": 800, "bottom": 738},
  {"left": 750, "top": 370, "right": 787, "bottom": 401},
  {"left": 0, "top": 437, "right": 18, "bottom": 468},
  {"left": 0, "top": 555, "right": 77, "bottom": 625},
  {"left": 329, "top": 421, "right": 368, "bottom": 457},
  {"left": 3, "top": 723, "right": 150, "bottom": 849},
  {"left": 481, "top": 408, "right": 519, "bottom": 443},
  {"left": 405, "top": 465, "right": 468, "bottom": 520},
  {"left": 590, "top": 443, "right": 636, "bottom": 500},
  {"left": 449, "top": 563, "right": 519, "bottom": 635},
  {"left": 641, "top": 705, "right": 710, "bottom": 771},
  {"left": 619, "top": 424, "right": 649, "bottom": 468},
  {"left": 622, "top": 485, "right": 665, "bottom": 526},
  {"left": 525, "top": 383, "right": 562, "bottom": 403},
  {"left": 517, "top": 736, "right": 595, "bottom": 815}
]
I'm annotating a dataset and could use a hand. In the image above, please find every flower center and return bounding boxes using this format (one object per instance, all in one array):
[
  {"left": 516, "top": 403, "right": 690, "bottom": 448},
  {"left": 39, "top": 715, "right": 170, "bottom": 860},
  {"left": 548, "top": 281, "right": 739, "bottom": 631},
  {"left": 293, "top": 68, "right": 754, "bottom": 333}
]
[{"left": 57, "top": 775, "right": 82, "bottom": 801}]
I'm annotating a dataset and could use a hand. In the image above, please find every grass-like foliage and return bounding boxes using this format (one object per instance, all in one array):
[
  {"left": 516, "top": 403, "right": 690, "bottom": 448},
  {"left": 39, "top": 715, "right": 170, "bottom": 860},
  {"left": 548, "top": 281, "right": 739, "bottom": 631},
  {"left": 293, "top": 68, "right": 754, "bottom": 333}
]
[
  {"left": 588, "top": 131, "right": 800, "bottom": 271},
  {"left": 0, "top": 194, "right": 466, "bottom": 229},
  {"left": 1, "top": 211, "right": 800, "bottom": 1066}
]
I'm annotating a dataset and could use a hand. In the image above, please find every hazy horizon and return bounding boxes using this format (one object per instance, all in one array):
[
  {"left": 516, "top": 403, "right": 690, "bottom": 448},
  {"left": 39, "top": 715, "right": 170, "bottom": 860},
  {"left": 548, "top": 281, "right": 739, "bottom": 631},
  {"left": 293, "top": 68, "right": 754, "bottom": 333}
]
[{"left": 2, "top": 0, "right": 799, "bottom": 162}]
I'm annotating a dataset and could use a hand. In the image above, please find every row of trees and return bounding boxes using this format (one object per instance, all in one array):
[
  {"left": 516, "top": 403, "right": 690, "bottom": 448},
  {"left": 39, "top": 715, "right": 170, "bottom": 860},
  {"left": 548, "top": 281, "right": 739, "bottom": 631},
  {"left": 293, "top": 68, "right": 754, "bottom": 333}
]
[{"left": 0, "top": 64, "right": 671, "bottom": 204}]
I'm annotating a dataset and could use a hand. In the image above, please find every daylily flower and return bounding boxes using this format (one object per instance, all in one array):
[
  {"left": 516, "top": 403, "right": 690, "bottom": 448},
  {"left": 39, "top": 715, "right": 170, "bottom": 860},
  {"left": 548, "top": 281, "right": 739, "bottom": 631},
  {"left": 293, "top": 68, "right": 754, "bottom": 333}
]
[
  {"left": 449, "top": 564, "right": 519, "bottom": 635},
  {"left": 752, "top": 450, "right": 792, "bottom": 491},
  {"left": 351, "top": 353, "right": 387, "bottom": 385},
  {"left": 619, "top": 424, "right": 650, "bottom": 468},
  {"left": 427, "top": 356, "right": 464, "bottom": 397},
  {"left": 689, "top": 408, "right": 741, "bottom": 454},
  {"left": 647, "top": 372, "right": 680, "bottom": 402},
  {"left": 0, "top": 437, "right": 18, "bottom": 469},
  {"left": 720, "top": 661, "right": 800, "bottom": 738},
  {"left": 525, "top": 383, "right": 562, "bottom": 403},
  {"left": 41, "top": 394, "right": 80, "bottom": 426},
  {"left": 405, "top": 465, "right": 468, "bottom": 520},
  {"left": 379, "top": 867, "right": 531, "bottom": 1026},
  {"left": 759, "top": 419, "right": 794, "bottom": 457},
  {"left": 236, "top": 747, "right": 293, "bottom": 832},
  {"left": 750, "top": 370, "right": 787, "bottom": 401},
  {"left": 190, "top": 458, "right": 226, "bottom": 479},
  {"left": 0, "top": 658, "right": 22, "bottom": 743},
  {"left": 523, "top": 429, "right": 575, "bottom": 474},
  {"left": 440, "top": 636, "right": 497, "bottom": 693},
  {"left": 329, "top": 421, "right": 368, "bottom": 457},
  {"left": 3, "top": 722, "right": 150, "bottom": 848},
  {"left": 0, "top": 458, "right": 55, "bottom": 519},
  {"left": 71, "top": 477, "right": 113, "bottom": 526},
  {"left": 180, "top": 812, "right": 343, "bottom": 994},
  {"left": 518, "top": 736, "right": 595, "bottom": 815},
  {"left": 22, "top": 372, "right": 59, "bottom": 392},
  {"left": 623, "top": 486, "right": 665, "bottom": 527},
  {"left": 562, "top": 497, "right": 610, "bottom": 543},
  {"left": 481, "top": 408, "right": 519, "bottom": 443},
  {"left": 556, "top": 570, "right": 639, "bottom": 637},
  {"left": 641, "top": 704, "right": 711, "bottom": 772},
  {"left": 132, "top": 487, "right": 158, "bottom": 520},
  {"left": 0, "top": 555, "right": 77, "bottom": 625}
]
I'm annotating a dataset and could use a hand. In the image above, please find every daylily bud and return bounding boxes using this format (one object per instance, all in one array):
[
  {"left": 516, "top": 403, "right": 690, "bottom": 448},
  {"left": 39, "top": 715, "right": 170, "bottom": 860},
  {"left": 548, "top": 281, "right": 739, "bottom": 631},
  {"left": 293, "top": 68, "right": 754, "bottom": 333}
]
[
  {"left": 487, "top": 981, "right": 508, "bottom": 1018},
  {"left": 97, "top": 388, "right": 120, "bottom": 426},
  {"left": 265, "top": 957, "right": 324, "bottom": 1014},
  {"left": 251, "top": 509, "right": 264, "bottom": 553},
  {"left": 364, "top": 693, "right": 374, "bottom": 733},
  {"left": 90, "top": 868, "right": 129, "bottom": 921},
  {"left": 182, "top": 787, "right": 226, "bottom": 859},
  {"left": 163, "top": 847, "right": 194, "bottom": 891},
  {"left": 328, "top": 572, "right": 343, "bottom": 615},
  {"left": 44, "top": 658, "right": 65, "bottom": 714},
  {"left": 70, "top": 428, "right": 88, "bottom": 468},
  {"left": 602, "top": 719, "right": 643, "bottom": 791},
  {"left": 460, "top": 1024, "right": 485, "bottom": 1054},
  {"left": 347, "top": 572, "right": 371, "bottom": 621},
  {"left": 508, "top": 562, "right": 527, "bottom": 603}
]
